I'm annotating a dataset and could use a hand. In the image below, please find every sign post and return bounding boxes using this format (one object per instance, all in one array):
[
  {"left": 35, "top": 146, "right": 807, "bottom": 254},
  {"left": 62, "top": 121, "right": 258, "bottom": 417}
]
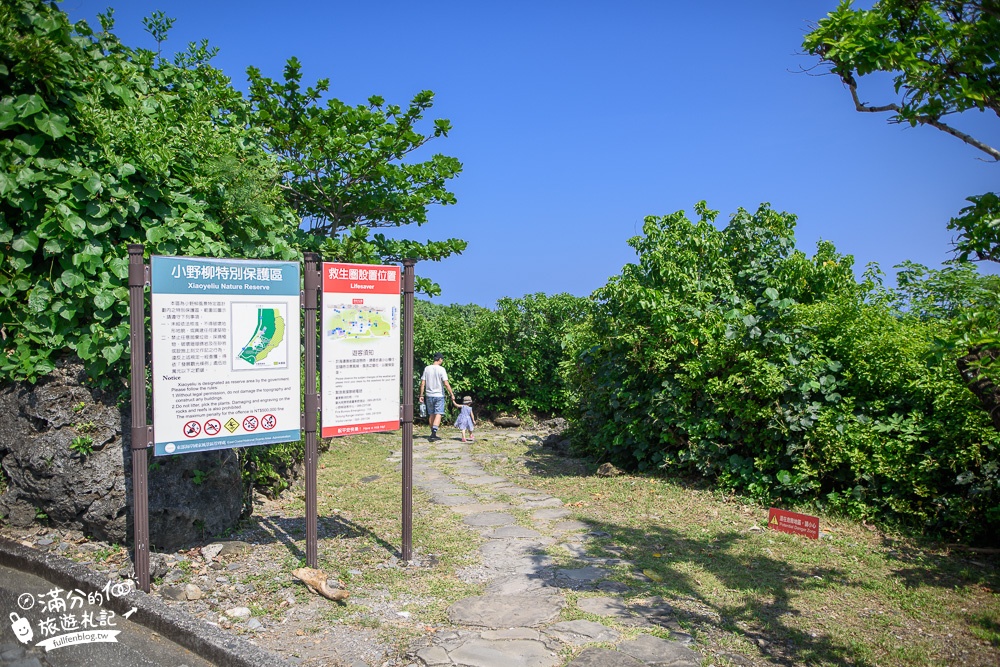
[
  {"left": 127, "top": 244, "right": 151, "bottom": 592},
  {"left": 401, "top": 259, "right": 415, "bottom": 562},
  {"left": 303, "top": 253, "right": 320, "bottom": 568},
  {"left": 150, "top": 256, "right": 301, "bottom": 455}
]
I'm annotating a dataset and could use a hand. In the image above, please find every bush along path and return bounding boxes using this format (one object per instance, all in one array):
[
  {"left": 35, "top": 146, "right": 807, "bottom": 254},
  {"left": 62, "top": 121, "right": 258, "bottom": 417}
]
[{"left": 405, "top": 432, "right": 702, "bottom": 667}]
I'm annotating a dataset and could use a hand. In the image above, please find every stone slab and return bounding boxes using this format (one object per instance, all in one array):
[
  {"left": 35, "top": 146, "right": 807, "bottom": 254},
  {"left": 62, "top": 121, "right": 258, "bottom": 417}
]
[
  {"left": 552, "top": 520, "right": 590, "bottom": 532},
  {"left": 451, "top": 503, "right": 511, "bottom": 516},
  {"left": 464, "top": 512, "right": 517, "bottom": 527},
  {"left": 521, "top": 498, "right": 565, "bottom": 509},
  {"left": 545, "top": 620, "right": 619, "bottom": 645},
  {"left": 448, "top": 595, "right": 563, "bottom": 627},
  {"left": 566, "top": 648, "right": 646, "bottom": 667},
  {"left": 431, "top": 494, "right": 478, "bottom": 506},
  {"left": 461, "top": 475, "right": 508, "bottom": 486},
  {"left": 533, "top": 508, "right": 571, "bottom": 521},
  {"left": 617, "top": 634, "right": 701, "bottom": 667},
  {"left": 447, "top": 638, "right": 560, "bottom": 667},
  {"left": 486, "top": 526, "right": 542, "bottom": 539},
  {"left": 556, "top": 566, "right": 607, "bottom": 584}
]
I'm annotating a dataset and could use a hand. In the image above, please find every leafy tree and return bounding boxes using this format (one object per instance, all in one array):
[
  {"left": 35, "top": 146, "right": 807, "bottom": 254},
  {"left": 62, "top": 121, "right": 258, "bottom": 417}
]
[
  {"left": 803, "top": 0, "right": 1000, "bottom": 261},
  {"left": 247, "top": 60, "right": 466, "bottom": 294},
  {"left": 569, "top": 202, "right": 1000, "bottom": 543},
  {"left": 0, "top": 0, "right": 297, "bottom": 383}
]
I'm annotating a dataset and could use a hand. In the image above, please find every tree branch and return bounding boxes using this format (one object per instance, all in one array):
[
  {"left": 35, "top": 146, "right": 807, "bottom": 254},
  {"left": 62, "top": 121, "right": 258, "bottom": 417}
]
[{"left": 847, "top": 77, "right": 1000, "bottom": 161}]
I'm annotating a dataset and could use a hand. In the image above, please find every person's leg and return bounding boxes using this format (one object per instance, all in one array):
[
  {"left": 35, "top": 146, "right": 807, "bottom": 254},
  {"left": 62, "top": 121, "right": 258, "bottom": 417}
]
[{"left": 427, "top": 396, "right": 445, "bottom": 438}]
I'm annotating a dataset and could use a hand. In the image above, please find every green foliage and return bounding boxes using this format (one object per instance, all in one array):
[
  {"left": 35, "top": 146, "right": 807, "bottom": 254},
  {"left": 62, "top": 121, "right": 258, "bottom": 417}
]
[
  {"left": 247, "top": 58, "right": 466, "bottom": 290},
  {"left": 0, "top": 0, "right": 297, "bottom": 385},
  {"left": 69, "top": 435, "right": 94, "bottom": 456},
  {"left": 240, "top": 440, "right": 303, "bottom": 500},
  {"left": 411, "top": 293, "right": 587, "bottom": 415},
  {"left": 803, "top": 1, "right": 999, "bottom": 152},
  {"left": 804, "top": 1, "right": 1000, "bottom": 262},
  {"left": 949, "top": 192, "right": 1000, "bottom": 263},
  {"left": 569, "top": 202, "right": 1000, "bottom": 543}
]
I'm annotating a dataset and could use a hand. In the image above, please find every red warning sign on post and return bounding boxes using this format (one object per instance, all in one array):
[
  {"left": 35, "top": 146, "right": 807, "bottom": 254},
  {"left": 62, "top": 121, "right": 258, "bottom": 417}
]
[{"left": 768, "top": 508, "right": 819, "bottom": 539}]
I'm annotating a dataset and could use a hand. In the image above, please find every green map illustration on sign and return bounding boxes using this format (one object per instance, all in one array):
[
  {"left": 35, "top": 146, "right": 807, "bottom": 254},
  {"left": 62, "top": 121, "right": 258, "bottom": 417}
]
[
  {"left": 327, "top": 305, "right": 392, "bottom": 340},
  {"left": 239, "top": 307, "right": 285, "bottom": 364}
]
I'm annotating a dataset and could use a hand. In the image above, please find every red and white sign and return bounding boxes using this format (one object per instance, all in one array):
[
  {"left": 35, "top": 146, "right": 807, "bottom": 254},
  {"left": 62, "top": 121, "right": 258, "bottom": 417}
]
[
  {"left": 321, "top": 263, "right": 401, "bottom": 438},
  {"left": 768, "top": 508, "right": 820, "bottom": 540}
]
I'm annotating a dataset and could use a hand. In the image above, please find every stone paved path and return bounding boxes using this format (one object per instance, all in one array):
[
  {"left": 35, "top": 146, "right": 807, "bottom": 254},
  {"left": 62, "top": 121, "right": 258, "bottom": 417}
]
[{"left": 404, "top": 433, "right": 701, "bottom": 667}]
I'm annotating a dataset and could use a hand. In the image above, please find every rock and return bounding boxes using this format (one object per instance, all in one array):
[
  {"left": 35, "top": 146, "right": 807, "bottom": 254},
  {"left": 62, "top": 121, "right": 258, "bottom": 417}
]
[
  {"left": 225, "top": 606, "right": 252, "bottom": 621},
  {"left": 596, "top": 462, "right": 623, "bottom": 477},
  {"left": 201, "top": 543, "right": 225, "bottom": 561},
  {"left": 493, "top": 416, "right": 522, "bottom": 428},
  {"left": 291, "top": 567, "right": 349, "bottom": 602},
  {"left": 184, "top": 584, "right": 203, "bottom": 601},
  {"left": 538, "top": 417, "right": 567, "bottom": 432},
  {"left": 618, "top": 634, "right": 701, "bottom": 667},
  {"left": 447, "top": 595, "right": 563, "bottom": 627},
  {"left": 567, "top": 648, "right": 645, "bottom": 667},
  {"left": 539, "top": 418, "right": 571, "bottom": 454},
  {"left": 217, "top": 540, "right": 252, "bottom": 557},
  {"left": 0, "top": 359, "right": 245, "bottom": 549},
  {"left": 160, "top": 586, "right": 187, "bottom": 601},
  {"left": 147, "top": 449, "right": 244, "bottom": 551},
  {"left": 0, "top": 361, "right": 127, "bottom": 541},
  {"left": 546, "top": 620, "right": 619, "bottom": 645},
  {"left": 150, "top": 553, "right": 169, "bottom": 580},
  {"left": 246, "top": 618, "right": 263, "bottom": 631}
]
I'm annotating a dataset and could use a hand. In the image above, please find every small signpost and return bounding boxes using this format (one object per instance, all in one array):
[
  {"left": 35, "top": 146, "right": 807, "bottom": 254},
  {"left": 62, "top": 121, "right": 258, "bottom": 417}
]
[
  {"left": 150, "top": 256, "right": 301, "bottom": 455},
  {"left": 320, "top": 263, "right": 401, "bottom": 437},
  {"left": 768, "top": 507, "right": 820, "bottom": 540}
]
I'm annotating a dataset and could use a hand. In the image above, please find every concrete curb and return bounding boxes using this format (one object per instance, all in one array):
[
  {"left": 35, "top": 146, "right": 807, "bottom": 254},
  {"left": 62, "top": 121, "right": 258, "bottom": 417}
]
[{"left": 0, "top": 536, "right": 290, "bottom": 667}]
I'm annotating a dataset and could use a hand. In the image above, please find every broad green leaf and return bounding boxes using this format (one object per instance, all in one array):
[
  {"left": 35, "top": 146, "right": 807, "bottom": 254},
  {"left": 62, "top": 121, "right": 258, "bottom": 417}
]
[
  {"left": 81, "top": 173, "right": 102, "bottom": 194},
  {"left": 764, "top": 287, "right": 780, "bottom": 301},
  {"left": 102, "top": 343, "right": 124, "bottom": 364},
  {"left": 11, "top": 231, "right": 40, "bottom": 253},
  {"left": 43, "top": 237, "right": 66, "bottom": 254},
  {"left": 94, "top": 290, "right": 116, "bottom": 310},
  {"left": 27, "top": 286, "right": 53, "bottom": 312},
  {"left": 34, "top": 113, "right": 69, "bottom": 139},
  {"left": 12, "top": 133, "right": 44, "bottom": 156},
  {"left": 0, "top": 98, "right": 16, "bottom": 129},
  {"left": 61, "top": 215, "right": 86, "bottom": 236},
  {"left": 76, "top": 335, "right": 95, "bottom": 360},
  {"left": 13, "top": 94, "right": 44, "bottom": 118},
  {"left": 145, "top": 225, "right": 170, "bottom": 244},
  {"left": 108, "top": 257, "right": 129, "bottom": 280},
  {"left": 61, "top": 269, "right": 85, "bottom": 288}
]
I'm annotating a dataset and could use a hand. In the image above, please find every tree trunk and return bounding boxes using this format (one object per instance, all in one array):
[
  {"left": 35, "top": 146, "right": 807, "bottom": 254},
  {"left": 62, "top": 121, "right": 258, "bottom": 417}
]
[{"left": 956, "top": 345, "right": 1000, "bottom": 431}]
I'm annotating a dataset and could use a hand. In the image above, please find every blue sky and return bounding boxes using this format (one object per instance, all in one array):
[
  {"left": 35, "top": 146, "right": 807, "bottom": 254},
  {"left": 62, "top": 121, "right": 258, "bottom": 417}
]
[{"left": 62, "top": 0, "right": 999, "bottom": 307}]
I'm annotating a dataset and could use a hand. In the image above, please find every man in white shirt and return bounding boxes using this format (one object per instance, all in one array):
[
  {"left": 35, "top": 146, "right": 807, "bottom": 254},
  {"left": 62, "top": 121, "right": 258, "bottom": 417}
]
[{"left": 419, "top": 353, "right": 455, "bottom": 441}]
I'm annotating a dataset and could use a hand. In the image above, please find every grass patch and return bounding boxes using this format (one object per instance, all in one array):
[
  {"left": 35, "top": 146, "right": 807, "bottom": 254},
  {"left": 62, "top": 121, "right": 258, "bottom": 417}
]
[{"left": 473, "top": 431, "right": 1000, "bottom": 667}]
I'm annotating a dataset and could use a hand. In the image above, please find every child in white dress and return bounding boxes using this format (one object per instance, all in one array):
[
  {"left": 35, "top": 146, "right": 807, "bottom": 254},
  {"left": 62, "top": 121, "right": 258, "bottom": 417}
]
[{"left": 452, "top": 396, "right": 476, "bottom": 442}]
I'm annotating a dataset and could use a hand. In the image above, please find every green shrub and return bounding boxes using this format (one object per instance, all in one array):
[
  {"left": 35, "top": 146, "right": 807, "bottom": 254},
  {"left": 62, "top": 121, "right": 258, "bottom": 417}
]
[{"left": 568, "top": 202, "right": 1000, "bottom": 543}]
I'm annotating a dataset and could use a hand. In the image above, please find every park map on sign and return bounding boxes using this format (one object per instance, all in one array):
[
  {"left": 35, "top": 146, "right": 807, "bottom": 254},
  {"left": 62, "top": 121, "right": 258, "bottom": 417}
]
[
  {"left": 238, "top": 307, "right": 285, "bottom": 365},
  {"left": 326, "top": 305, "right": 392, "bottom": 340}
]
